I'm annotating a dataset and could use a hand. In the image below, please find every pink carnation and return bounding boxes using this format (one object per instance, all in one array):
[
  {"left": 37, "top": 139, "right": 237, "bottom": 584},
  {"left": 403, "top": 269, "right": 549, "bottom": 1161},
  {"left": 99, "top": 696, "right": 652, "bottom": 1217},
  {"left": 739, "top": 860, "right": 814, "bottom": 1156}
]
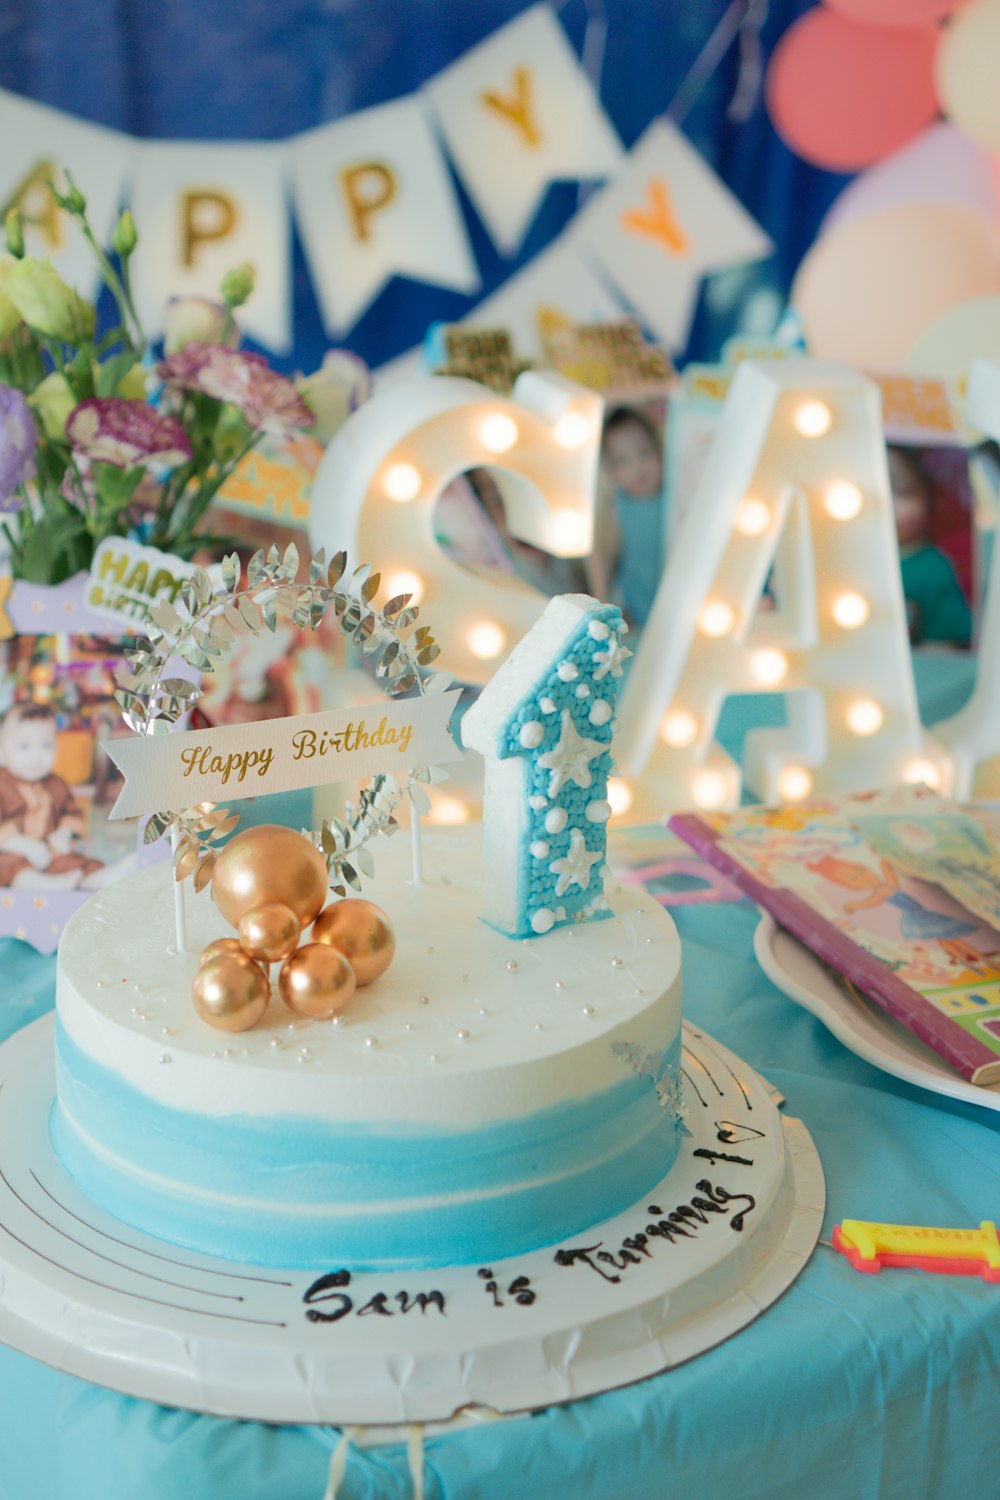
[
  {"left": 66, "top": 398, "right": 193, "bottom": 471},
  {"left": 157, "top": 343, "right": 314, "bottom": 433}
]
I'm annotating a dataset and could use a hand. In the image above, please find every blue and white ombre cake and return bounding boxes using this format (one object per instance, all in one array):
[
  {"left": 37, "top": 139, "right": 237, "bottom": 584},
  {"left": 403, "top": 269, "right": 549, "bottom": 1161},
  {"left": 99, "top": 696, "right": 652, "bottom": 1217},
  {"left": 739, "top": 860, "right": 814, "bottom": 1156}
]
[
  {"left": 52, "top": 597, "right": 685, "bottom": 1274},
  {"left": 462, "top": 594, "right": 630, "bottom": 939}
]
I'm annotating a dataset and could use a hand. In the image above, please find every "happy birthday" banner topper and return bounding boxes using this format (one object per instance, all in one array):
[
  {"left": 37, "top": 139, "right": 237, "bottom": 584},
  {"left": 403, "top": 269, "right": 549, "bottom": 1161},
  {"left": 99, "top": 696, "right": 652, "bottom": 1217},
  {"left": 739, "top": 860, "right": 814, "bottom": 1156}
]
[{"left": 104, "top": 692, "right": 462, "bottom": 821}]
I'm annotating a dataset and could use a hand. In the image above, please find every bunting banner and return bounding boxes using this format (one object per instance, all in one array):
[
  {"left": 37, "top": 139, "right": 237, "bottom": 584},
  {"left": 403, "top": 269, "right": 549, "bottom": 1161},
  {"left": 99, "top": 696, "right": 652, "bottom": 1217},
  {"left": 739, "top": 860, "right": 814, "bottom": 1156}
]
[
  {"left": 0, "top": 7, "right": 773, "bottom": 358},
  {"left": 128, "top": 140, "right": 291, "bottom": 352},
  {"left": 572, "top": 120, "right": 775, "bottom": 348},
  {"left": 290, "top": 96, "right": 479, "bottom": 334},
  {"left": 424, "top": 4, "right": 623, "bottom": 256},
  {"left": 0, "top": 91, "right": 133, "bottom": 303}
]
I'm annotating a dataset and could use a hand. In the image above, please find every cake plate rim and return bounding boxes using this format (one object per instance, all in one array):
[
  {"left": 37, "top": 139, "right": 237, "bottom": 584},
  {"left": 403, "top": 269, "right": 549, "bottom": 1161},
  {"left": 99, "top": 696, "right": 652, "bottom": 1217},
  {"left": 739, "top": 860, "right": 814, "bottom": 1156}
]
[{"left": 0, "top": 1013, "right": 824, "bottom": 1427}]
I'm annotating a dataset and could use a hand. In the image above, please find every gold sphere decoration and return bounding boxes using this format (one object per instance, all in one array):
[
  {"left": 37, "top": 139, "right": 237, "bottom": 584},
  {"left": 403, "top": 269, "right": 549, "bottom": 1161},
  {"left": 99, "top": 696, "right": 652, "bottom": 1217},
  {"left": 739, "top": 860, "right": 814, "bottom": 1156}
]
[
  {"left": 279, "top": 942, "right": 356, "bottom": 1019},
  {"left": 238, "top": 901, "right": 302, "bottom": 965},
  {"left": 199, "top": 936, "right": 246, "bottom": 967},
  {"left": 212, "top": 824, "right": 329, "bottom": 930},
  {"left": 192, "top": 952, "right": 271, "bottom": 1032},
  {"left": 311, "top": 898, "right": 396, "bottom": 987}
]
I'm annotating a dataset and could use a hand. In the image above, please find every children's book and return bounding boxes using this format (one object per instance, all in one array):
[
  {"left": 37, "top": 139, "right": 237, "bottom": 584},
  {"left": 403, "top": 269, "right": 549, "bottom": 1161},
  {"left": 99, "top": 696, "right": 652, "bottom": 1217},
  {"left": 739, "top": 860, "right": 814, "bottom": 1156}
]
[{"left": 670, "top": 787, "right": 1000, "bottom": 1086}]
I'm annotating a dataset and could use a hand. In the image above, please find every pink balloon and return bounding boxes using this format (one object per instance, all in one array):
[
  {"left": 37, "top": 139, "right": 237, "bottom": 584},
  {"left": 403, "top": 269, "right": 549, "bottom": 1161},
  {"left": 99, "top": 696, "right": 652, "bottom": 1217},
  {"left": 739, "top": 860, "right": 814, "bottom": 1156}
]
[
  {"left": 767, "top": 9, "right": 941, "bottom": 171},
  {"left": 826, "top": 0, "right": 960, "bottom": 26},
  {"left": 792, "top": 202, "right": 1000, "bottom": 369}
]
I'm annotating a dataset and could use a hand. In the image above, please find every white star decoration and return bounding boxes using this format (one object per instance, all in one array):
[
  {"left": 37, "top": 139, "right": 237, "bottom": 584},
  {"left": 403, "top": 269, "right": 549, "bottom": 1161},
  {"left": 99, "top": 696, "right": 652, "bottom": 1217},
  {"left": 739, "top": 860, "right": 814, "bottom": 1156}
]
[
  {"left": 538, "top": 710, "right": 604, "bottom": 797},
  {"left": 550, "top": 828, "right": 603, "bottom": 897},
  {"left": 593, "top": 632, "right": 631, "bottom": 681}
]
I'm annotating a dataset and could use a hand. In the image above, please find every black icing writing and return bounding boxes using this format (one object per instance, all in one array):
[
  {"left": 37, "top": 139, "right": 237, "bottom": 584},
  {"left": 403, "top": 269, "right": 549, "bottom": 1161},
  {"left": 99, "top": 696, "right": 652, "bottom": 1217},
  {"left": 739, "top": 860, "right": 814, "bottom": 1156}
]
[
  {"left": 554, "top": 1180, "right": 756, "bottom": 1283},
  {"left": 478, "top": 1268, "right": 537, "bottom": 1307},
  {"left": 303, "top": 1269, "right": 445, "bottom": 1323},
  {"left": 692, "top": 1147, "right": 754, "bottom": 1167}
]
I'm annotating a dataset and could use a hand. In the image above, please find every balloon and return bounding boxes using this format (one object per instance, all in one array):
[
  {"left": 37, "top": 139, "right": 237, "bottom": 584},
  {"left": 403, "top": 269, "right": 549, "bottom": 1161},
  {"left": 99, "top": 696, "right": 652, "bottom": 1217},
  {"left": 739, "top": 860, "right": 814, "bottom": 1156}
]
[
  {"left": 827, "top": 0, "right": 960, "bottom": 26},
  {"left": 819, "top": 123, "right": 997, "bottom": 240},
  {"left": 793, "top": 202, "right": 1000, "bottom": 369},
  {"left": 937, "top": 0, "right": 1000, "bottom": 155},
  {"left": 767, "top": 9, "right": 940, "bottom": 171},
  {"left": 905, "top": 296, "right": 1000, "bottom": 381}
]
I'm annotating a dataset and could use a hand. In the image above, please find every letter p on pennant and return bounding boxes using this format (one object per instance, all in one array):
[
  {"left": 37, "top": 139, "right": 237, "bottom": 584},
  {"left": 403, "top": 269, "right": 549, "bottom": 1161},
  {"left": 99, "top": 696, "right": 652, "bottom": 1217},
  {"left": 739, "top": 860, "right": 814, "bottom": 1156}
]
[{"left": 621, "top": 179, "right": 689, "bottom": 256}]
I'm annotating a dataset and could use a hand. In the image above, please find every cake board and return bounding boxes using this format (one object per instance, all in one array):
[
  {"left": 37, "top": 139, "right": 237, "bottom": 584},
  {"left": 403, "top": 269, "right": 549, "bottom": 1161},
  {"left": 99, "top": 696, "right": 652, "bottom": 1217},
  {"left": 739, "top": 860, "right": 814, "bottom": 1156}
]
[{"left": 0, "top": 1014, "right": 823, "bottom": 1426}]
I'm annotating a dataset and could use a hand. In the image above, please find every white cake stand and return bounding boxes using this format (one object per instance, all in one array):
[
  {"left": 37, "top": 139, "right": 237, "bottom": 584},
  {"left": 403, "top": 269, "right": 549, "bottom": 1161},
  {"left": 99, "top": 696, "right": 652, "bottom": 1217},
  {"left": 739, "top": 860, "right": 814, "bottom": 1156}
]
[{"left": 0, "top": 1016, "right": 823, "bottom": 1425}]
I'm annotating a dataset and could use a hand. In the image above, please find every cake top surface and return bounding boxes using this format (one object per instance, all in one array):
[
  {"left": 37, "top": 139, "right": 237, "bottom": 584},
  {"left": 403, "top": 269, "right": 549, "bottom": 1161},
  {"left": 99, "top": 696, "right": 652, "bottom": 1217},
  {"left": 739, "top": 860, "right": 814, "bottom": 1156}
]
[{"left": 57, "top": 827, "right": 680, "bottom": 1118}]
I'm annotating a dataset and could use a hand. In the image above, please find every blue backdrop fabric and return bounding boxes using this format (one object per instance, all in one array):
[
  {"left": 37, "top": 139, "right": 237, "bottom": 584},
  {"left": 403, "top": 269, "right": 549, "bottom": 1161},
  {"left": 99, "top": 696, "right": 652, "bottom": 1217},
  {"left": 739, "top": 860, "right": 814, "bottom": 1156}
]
[
  {"left": 0, "top": 656, "right": 998, "bottom": 1498},
  {"left": 0, "top": 0, "right": 845, "bottom": 374}
]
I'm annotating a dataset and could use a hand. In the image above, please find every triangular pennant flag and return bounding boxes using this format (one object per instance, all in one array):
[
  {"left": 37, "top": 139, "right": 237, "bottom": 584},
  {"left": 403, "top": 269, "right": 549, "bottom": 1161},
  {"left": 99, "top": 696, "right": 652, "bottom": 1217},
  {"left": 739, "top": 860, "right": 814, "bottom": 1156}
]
[
  {"left": 466, "top": 237, "right": 626, "bottom": 362},
  {"left": 128, "top": 141, "right": 290, "bottom": 352},
  {"left": 0, "top": 89, "right": 134, "bottom": 302},
  {"left": 291, "top": 96, "right": 479, "bottom": 335},
  {"left": 573, "top": 120, "right": 774, "bottom": 348},
  {"left": 425, "top": 4, "right": 622, "bottom": 256}
]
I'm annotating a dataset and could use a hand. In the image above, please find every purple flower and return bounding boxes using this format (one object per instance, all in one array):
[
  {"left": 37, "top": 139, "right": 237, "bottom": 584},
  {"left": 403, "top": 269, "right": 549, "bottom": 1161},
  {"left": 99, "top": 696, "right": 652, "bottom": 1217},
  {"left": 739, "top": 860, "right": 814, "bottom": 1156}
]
[
  {"left": 66, "top": 398, "right": 193, "bottom": 471},
  {"left": 0, "top": 384, "right": 38, "bottom": 512},
  {"left": 157, "top": 343, "right": 315, "bottom": 433}
]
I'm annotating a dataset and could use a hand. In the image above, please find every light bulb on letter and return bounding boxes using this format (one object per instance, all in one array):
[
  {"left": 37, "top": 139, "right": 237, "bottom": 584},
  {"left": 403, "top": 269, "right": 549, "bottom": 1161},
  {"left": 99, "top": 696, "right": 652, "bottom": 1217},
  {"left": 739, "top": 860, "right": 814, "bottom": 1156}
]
[
  {"left": 734, "top": 498, "right": 770, "bottom": 536},
  {"left": 384, "top": 569, "right": 424, "bottom": 606},
  {"left": 750, "top": 649, "right": 788, "bottom": 687},
  {"left": 777, "top": 765, "right": 813, "bottom": 802},
  {"left": 661, "top": 709, "right": 698, "bottom": 748},
  {"left": 832, "top": 592, "right": 869, "bottom": 629},
  {"left": 467, "top": 621, "right": 507, "bottom": 660},
  {"left": 607, "top": 778, "right": 633, "bottom": 815},
  {"left": 824, "top": 482, "right": 863, "bottom": 521},
  {"left": 553, "top": 411, "right": 592, "bottom": 450},
  {"left": 691, "top": 769, "right": 729, "bottom": 809},
  {"left": 794, "top": 400, "right": 832, "bottom": 437},
  {"left": 383, "top": 462, "right": 421, "bottom": 502},
  {"left": 698, "top": 600, "right": 736, "bottom": 638},
  {"left": 479, "top": 414, "right": 519, "bottom": 454},
  {"left": 846, "top": 698, "right": 883, "bottom": 736},
  {"left": 902, "top": 758, "right": 941, "bottom": 791}
]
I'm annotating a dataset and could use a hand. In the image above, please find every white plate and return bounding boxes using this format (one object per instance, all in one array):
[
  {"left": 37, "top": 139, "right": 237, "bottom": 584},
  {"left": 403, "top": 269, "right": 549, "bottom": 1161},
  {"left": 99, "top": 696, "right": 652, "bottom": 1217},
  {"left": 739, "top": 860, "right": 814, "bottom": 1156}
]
[
  {"left": 754, "top": 914, "right": 1000, "bottom": 1114},
  {"left": 0, "top": 1015, "right": 823, "bottom": 1426}
]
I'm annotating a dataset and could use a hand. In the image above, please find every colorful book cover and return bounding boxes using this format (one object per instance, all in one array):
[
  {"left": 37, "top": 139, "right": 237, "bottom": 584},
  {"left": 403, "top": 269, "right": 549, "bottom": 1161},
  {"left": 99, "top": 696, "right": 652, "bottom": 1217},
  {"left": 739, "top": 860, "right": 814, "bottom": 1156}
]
[{"left": 669, "top": 791, "right": 1000, "bottom": 1086}]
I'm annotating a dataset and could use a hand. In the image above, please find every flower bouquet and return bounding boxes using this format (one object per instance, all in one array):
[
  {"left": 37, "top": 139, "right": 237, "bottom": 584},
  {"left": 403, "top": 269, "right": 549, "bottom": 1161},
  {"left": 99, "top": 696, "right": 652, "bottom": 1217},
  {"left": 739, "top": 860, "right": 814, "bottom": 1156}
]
[{"left": 0, "top": 176, "right": 324, "bottom": 586}]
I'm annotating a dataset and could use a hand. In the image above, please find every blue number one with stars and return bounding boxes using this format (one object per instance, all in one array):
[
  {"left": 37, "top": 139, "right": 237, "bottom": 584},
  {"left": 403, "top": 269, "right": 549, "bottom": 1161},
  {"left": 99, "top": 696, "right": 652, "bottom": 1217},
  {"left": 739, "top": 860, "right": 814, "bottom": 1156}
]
[{"left": 462, "top": 594, "right": 631, "bottom": 938}]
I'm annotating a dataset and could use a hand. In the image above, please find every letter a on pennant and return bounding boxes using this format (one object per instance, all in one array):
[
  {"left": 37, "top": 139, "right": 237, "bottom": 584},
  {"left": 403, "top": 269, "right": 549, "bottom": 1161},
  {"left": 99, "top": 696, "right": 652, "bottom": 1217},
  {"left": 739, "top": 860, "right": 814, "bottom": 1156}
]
[
  {"left": 621, "top": 179, "right": 689, "bottom": 256},
  {"left": 0, "top": 160, "right": 64, "bottom": 250},
  {"left": 480, "top": 66, "right": 543, "bottom": 148},
  {"left": 613, "top": 359, "right": 945, "bottom": 819}
]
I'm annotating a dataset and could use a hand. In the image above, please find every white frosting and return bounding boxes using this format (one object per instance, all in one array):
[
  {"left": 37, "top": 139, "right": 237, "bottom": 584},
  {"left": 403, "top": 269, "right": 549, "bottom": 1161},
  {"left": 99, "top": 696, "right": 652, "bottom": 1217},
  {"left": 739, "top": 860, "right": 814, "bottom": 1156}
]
[{"left": 57, "top": 828, "right": 681, "bottom": 1132}]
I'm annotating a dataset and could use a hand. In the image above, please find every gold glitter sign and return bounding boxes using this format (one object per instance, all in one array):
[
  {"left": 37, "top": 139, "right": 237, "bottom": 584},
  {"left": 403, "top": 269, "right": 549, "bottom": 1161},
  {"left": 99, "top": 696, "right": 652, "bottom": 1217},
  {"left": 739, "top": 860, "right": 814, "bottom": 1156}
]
[{"left": 104, "top": 693, "right": 461, "bottom": 821}]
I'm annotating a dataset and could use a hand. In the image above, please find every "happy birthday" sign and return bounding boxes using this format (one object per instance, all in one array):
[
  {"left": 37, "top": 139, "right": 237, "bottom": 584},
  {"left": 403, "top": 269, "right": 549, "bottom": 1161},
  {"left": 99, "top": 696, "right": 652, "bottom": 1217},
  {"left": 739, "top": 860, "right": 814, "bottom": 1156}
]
[{"left": 104, "top": 693, "right": 461, "bottom": 821}]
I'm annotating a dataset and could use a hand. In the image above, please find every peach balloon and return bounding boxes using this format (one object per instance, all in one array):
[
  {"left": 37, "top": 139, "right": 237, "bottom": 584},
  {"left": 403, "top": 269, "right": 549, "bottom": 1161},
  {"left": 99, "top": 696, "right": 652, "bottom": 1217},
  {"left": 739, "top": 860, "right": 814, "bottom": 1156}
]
[
  {"left": 212, "top": 825, "right": 328, "bottom": 930},
  {"left": 311, "top": 899, "right": 396, "bottom": 987},
  {"left": 937, "top": 0, "right": 1000, "bottom": 156},
  {"left": 792, "top": 203, "right": 1000, "bottom": 369},
  {"left": 279, "top": 943, "right": 356, "bottom": 1020},
  {"left": 238, "top": 901, "right": 302, "bottom": 965},
  {"left": 192, "top": 952, "right": 270, "bottom": 1032}
]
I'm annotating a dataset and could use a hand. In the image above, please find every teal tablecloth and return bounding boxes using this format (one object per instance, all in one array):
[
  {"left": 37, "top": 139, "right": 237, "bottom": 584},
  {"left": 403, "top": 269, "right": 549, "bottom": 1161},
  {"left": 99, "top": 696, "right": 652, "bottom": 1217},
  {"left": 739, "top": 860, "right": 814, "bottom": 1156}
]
[{"left": 1, "top": 652, "right": 997, "bottom": 1499}]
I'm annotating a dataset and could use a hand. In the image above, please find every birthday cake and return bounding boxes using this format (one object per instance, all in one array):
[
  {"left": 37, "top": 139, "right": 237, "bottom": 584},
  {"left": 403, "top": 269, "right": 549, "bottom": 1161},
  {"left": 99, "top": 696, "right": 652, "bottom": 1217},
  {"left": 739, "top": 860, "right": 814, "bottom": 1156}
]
[
  {"left": 51, "top": 594, "right": 688, "bottom": 1273},
  {"left": 52, "top": 830, "right": 683, "bottom": 1271}
]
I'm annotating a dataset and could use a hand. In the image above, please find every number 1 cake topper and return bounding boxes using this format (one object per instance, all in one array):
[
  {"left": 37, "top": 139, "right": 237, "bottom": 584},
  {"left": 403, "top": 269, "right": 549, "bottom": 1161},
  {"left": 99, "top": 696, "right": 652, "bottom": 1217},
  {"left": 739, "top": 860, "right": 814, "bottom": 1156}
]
[
  {"left": 462, "top": 593, "right": 630, "bottom": 937},
  {"left": 107, "top": 544, "right": 460, "bottom": 946}
]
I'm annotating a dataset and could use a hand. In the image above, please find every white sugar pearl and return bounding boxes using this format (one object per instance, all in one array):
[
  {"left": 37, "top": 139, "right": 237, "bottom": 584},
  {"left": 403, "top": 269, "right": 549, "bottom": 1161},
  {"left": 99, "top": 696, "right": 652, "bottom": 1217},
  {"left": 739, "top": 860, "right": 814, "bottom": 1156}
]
[
  {"left": 540, "top": 697, "right": 557, "bottom": 714},
  {"left": 519, "top": 720, "right": 544, "bottom": 749},
  {"left": 530, "top": 840, "right": 550, "bottom": 859},
  {"left": 589, "top": 619, "right": 610, "bottom": 640},
  {"left": 585, "top": 799, "right": 611, "bottom": 823},
  {"left": 575, "top": 684, "right": 591, "bottom": 698},
  {"left": 557, "top": 661, "right": 579, "bottom": 681},
  {"left": 528, "top": 794, "right": 548, "bottom": 811},
  {"left": 531, "top": 908, "right": 555, "bottom": 934},
  {"left": 545, "top": 807, "right": 568, "bottom": 834},
  {"left": 588, "top": 699, "right": 613, "bottom": 726}
]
